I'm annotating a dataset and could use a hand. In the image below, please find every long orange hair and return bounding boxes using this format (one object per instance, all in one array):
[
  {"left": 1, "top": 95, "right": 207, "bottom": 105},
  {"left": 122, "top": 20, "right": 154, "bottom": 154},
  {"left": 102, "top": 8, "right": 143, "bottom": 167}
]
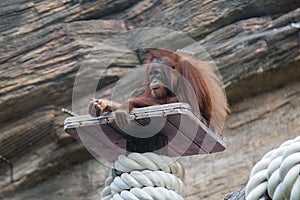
[{"left": 143, "top": 49, "right": 229, "bottom": 134}]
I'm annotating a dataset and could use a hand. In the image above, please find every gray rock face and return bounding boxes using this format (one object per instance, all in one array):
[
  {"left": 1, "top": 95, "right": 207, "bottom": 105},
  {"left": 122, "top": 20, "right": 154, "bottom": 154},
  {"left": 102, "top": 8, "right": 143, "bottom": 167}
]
[{"left": 0, "top": 0, "right": 300, "bottom": 199}]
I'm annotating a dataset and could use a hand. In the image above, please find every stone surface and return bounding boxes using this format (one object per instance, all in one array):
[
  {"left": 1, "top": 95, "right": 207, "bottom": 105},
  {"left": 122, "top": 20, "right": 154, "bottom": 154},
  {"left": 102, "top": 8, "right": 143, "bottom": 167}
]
[
  {"left": 0, "top": 0, "right": 300, "bottom": 199},
  {"left": 2, "top": 80, "right": 300, "bottom": 200}
]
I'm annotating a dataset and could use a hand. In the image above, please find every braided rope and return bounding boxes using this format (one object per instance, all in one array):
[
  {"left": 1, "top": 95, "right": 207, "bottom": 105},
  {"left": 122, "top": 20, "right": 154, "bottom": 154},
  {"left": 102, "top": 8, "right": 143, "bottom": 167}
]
[
  {"left": 101, "top": 152, "right": 185, "bottom": 200},
  {"left": 246, "top": 136, "right": 300, "bottom": 200}
]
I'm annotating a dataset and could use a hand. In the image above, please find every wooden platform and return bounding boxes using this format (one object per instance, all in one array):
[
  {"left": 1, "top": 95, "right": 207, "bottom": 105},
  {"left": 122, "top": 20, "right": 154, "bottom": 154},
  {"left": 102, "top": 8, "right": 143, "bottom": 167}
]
[{"left": 64, "top": 103, "right": 226, "bottom": 162}]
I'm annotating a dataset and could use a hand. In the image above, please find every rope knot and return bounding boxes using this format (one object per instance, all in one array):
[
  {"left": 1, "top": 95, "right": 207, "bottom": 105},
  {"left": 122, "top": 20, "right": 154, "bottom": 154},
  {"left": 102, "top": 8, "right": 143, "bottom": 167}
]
[
  {"left": 101, "top": 152, "right": 185, "bottom": 200},
  {"left": 246, "top": 136, "right": 300, "bottom": 200}
]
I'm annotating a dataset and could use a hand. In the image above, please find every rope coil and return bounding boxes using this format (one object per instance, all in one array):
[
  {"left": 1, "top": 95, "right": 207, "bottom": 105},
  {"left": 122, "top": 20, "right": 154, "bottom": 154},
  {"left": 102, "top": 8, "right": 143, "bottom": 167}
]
[
  {"left": 101, "top": 153, "right": 185, "bottom": 200},
  {"left": 246, "top": 136, "right": 300, "bottom": 200}
]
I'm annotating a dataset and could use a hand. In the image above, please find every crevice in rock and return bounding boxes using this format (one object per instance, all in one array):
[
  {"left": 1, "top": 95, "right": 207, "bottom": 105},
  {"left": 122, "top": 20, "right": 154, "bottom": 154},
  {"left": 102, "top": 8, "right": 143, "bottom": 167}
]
[{"left": 226, "top": 61, "right": 300, "bottom": 104}]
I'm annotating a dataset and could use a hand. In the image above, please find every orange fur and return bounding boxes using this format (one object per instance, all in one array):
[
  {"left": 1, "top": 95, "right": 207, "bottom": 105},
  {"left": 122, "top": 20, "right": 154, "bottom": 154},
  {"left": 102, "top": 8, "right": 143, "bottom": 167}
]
[
  {"left": 141, "top": 49, "right": 229, "bottom": 134},
  {"left": 177, "top": 53, "right": 229, "bottom": 134},
  {"left": 90, "top": 49, "right": 229, "bottom": 135}
]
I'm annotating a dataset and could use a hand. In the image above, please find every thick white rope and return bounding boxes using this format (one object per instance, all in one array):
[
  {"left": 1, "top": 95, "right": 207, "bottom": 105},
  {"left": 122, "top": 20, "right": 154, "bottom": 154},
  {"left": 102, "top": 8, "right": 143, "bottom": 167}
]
[
  {"left": 100, "top": 152, "right": 185, "bottom": 200},
  {"left": 246, "top": 136, "right": 300, "bottom": 200}
]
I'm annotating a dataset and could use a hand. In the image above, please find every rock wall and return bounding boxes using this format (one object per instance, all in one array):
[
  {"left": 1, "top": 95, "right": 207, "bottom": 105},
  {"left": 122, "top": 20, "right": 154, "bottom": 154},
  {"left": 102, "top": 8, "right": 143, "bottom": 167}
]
[{"left": 0, "top": 0, "right": 300, "bottom": 199}]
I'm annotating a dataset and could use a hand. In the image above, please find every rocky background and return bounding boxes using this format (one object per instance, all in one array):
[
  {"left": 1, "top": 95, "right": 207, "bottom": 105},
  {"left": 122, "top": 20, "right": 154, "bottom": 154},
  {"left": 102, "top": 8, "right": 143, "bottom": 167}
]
[{"left": 0, "top": 0, "right": 300, "bottom": 199}]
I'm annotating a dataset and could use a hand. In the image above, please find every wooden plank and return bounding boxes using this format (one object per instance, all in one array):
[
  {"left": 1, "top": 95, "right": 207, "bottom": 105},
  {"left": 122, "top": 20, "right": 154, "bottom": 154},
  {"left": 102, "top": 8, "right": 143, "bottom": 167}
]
[
  {"left": 167, "top": 111, "right": 226, "bottom": 154},
  {"left": 64, "top": 103, "right": 226, "bottom": 161},
  {"left": 76, "top": 126, "right": 126, "bottom": 163}
]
